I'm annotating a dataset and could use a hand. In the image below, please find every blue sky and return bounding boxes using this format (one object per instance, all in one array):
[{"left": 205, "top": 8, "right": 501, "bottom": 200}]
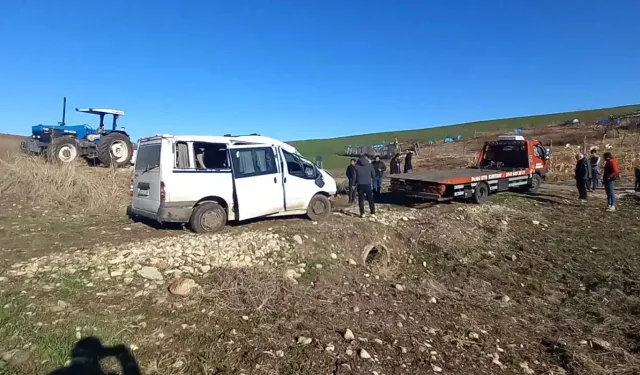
[{"left": 0, "top": 0, "right": 638, "bottom": 141}]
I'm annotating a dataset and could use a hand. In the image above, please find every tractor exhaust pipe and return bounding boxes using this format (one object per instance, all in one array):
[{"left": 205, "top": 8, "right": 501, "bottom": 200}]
[{"left": 60, "top": 97, "right": 67, "bottom": 126}]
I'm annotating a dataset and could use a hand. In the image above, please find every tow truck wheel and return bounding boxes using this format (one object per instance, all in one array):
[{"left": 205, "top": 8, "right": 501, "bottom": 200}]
[
  {"left": 471, "top": 182, "right": 489, "bottom": 204},
  {"left": 528, "top": 174, "right": 542, "bottom": 194}
]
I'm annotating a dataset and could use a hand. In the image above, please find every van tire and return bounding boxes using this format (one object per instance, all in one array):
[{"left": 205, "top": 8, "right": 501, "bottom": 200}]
[
  {"left": 471, "top": 182, "right": 489, "bottom": 204},
  {"left": 307, "top": 194, "right": 332, "bottom": 221},
  {"left": 190, "top": 202, "right": 227, "bottom": 233}
]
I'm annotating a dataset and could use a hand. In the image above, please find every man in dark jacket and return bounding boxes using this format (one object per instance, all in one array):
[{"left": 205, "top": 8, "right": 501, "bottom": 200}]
[
  {"left": 404, "top": 151, "right": 413, "bottom": 173},
  {"left": 345, "top": 159, "right": 357, "bottom": 203},
  {"left": 390, "top": 153, "right": 401, "bottom": 174},
  {"left": 575, "top": 153, "right": 588, "bottom": 201},
  {"left": 587, "top": 149, "right": 600, "bottom": 191},
  {"left": 371, "top": 155, "right": 387, "bottom": 196},
  {"left": 354, "top": 155, "right": 376, "bottom": 217}
]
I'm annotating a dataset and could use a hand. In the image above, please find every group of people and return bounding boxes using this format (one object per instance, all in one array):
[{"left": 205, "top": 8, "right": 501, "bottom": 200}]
[
  {"left": 575, "top": 149, "right": 619, "bottom": 210},
  {"left": 345, "top": 151, "right": 414, "bottom": 217}
]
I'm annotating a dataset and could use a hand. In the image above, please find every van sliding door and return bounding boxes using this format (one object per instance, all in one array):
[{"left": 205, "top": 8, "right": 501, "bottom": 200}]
[{"left": 229, "top": 145, "right": 284, "bottom": 220}]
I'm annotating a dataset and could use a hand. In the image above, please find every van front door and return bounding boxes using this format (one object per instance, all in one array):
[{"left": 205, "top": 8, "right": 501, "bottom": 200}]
[{"left": 229, "top": 145, "right": 284, "bottom": 220}]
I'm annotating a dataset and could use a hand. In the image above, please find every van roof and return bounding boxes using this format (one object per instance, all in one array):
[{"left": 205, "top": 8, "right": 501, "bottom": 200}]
[{"left": 139, "top": 134, "right": 299, "bottom": 154}]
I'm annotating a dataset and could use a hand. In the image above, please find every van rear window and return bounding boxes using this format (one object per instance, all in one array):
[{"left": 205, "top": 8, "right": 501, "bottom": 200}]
[{"left": 135, "top": 143, "right": 161, "bottom": 172}]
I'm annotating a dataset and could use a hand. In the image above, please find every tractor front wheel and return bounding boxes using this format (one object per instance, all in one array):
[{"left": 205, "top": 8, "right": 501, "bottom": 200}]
[
  {"left": 98, "top": 133, "right": 133, "bottom": 167},
  {"left": 47, "top": 136, "right": 79, "bottom": 164}
]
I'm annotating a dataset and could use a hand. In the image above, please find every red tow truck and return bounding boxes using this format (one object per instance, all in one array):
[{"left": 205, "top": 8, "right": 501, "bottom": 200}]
[{"left": 389, "top": 135, "right": 549, "bottom": 204}]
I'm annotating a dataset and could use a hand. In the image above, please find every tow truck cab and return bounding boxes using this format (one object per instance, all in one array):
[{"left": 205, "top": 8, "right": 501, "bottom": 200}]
[{"left": 478, "top": 135, "right": 549, "bottom": 175}]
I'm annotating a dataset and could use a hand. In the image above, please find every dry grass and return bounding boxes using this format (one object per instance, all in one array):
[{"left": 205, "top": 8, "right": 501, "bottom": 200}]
[{"left": 0, "top": 154, "right": 131, "bottom": 215}]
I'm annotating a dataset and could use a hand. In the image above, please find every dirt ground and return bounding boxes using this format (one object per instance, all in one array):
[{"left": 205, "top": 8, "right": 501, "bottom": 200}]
[
  {"left": 2, "top": 186, "right": 640, "bottom": 375},
  {"left": 1, "top": 128, "right": 640, "bottom": 375}
]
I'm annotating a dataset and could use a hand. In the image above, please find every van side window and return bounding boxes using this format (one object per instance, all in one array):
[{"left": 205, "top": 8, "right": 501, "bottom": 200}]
[
  {"left": 175, "top": 142, "right": 190, "bottom": 169},
  {"left": 283, "top": 150, "right": 316, "bottom": 179},
  {"left": 232, "top": 147, "right": 278, "bottom": 178},
  {"left": 193, "top": 142, "right": 229, "bottom": 170}
]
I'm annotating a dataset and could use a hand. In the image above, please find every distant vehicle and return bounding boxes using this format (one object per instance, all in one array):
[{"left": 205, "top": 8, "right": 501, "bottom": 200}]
[
  {"left": 128, "top": 134, "right": 337, "bottom": 233},
  {"left": 389, "top": 135, "right": 549, "bottom": 204},
  {"left": 20, "top": 97, "right": 133, "bottom": 167},
  {"left": 444, "top": 137, "right": 454, "bottom": 143}
]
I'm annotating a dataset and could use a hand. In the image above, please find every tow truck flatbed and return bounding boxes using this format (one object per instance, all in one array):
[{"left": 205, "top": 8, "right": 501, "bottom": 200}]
[{"left": 393, "top": 168, "right": 531, "bottom": 185}]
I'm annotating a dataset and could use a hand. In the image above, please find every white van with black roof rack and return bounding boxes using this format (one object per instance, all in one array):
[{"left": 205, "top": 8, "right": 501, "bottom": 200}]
[{"left": 127, "top": 134, "right": 337, "bottom": 233}]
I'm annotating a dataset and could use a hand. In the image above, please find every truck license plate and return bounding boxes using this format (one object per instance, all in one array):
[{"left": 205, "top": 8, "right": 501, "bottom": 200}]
[{"left": 137, "top": 189, "right": 149, "bottom": 197}]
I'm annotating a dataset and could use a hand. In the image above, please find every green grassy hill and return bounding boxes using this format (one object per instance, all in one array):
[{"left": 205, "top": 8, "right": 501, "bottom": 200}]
[{"left": 291, "top": 105, "right": 640, "bottom": 171}]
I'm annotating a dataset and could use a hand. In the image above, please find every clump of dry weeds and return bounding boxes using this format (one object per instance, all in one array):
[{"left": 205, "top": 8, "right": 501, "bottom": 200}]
[{"left": 0, "top": 155, "right": 131, "bottom": 214}]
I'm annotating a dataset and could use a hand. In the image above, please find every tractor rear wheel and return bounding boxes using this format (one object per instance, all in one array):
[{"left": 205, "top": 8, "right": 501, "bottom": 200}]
[
  {"left": 471, "top": 182, "right": 489, "bottom": 204},
  {"left": 47, "top": 136, "right": 79, "bottom": 164},
  {"left": 98, "top": 132, "right": 133, "bottom": 167}
]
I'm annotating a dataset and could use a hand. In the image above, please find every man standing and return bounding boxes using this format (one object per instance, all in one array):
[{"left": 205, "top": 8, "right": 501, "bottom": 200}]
[
  {"left": 602, "top": 152, "right": 619, "bottom": 211},
  {"left": 372, "top": 155, "right": 386, "bottom": 196},
  {"left": 404, "top": 151, "right": 413, "bottom": 173},
  {"left": 588, "top": 149, "right": 600, "bottom": 191},
  {"left": 355, "top": 154, "right": 376, "bottom": 217},
  {"left": 390, "top": 153, "right": 402, "bottom": 174},
  {"left": 575, "top": 154, "right": 589, "bottom": 201},
  {"left": 345, "top": 158, "right": 357, "bottom": 203}
]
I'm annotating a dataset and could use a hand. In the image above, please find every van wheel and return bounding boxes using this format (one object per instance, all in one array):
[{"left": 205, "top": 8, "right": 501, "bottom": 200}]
[
  {"left": 471, "top": 182, "right": 489, "bottom": 204},
  {"left": 307, "top": 194, "right": 332, "bottom": 221},
  {"left": 190, "top": 202, "right": 227, "bottom": 233}
]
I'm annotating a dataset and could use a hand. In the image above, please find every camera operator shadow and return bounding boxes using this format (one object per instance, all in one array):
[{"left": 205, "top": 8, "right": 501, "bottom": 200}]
[{"left": 47, "top": 337, "right": 141, "bottom": 375}]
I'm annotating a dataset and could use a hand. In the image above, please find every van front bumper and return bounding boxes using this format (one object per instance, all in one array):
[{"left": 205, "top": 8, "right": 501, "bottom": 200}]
[{"left": 127, "top": 202, "right": 195, "bottom": 223}]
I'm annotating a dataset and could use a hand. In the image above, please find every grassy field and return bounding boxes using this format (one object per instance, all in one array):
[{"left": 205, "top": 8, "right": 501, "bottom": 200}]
[{"left": 291, "top": 105, "right": 640, "bottom": 170}]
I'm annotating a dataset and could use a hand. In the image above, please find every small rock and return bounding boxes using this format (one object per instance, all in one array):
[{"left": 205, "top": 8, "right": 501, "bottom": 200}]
[
  {"left": 344, "top": 329, "right": 355, "bottom": 341},
  {"left": 348, "top": 259, "right": 357, "bottom": 265},
  {"left": 345, "top": 349, "right": 354, "bottom": 356},
  {"left": 276, "top": 350, "right": 284, "bottom": 357},
  {"left": 501, "top": 295, "right": 511, "bottom": 303},
  {"left": 137, "top": 266, "right": 163, "bottom": 281},
  {"left": 579, "top": 339, "right": 588, "bottom": 345},
  {"left": 374, "top": 339, "right": 383, "bottom": 345},
  {"left": 315, "top": 264, "right": 323, "bottom": 269},
  {"left": 200, "top": 265, "right": 211, "bottom": 274},
  {"left": 292, "top": 235, "right": 303, "bottom": 245},
  {"left": 519, "top": 362, "right": 535, "bottom": 374},
  {"left": 511, "top": 254, "right": 517, "bottom": 261},
  {"left": 57, "top": 300, "right": 70, "bottom": 309},
  {"left": 8, "top": 350, "right": 31, "bottom": 366},
  {"left": 395, "top": 284, "right": 405, "bottom": 292},
  {"left": 491, "top": 353, "right": 504, "bottom": 368},
  {"left": 590, "top": 337, "right": 612, "bottom": 351},
  {"left": 353, "top": 306, "right": 360, "bottom": 313},
  {"left": 325, "top": 343, "right": 335, "bottom": 352},
  {"left": 400, "top": 347, "right": 408, "bottom": 354},
  {"left": 330, "top": 253, "right": 338, "bottom": 260},
  {"left": 359, "top": 349, "right": 372, "bottom": 359},
  {"left": 468, "top": 332, "right": 480, "bottom": 340},
  {"left": 297, "top": 336, "right": 312, "bottom": 345},
  {"left": 242, "top": 315, "right": 249, "bottom": 321},
  {"left": 532, "top": 220, "right": 540, "bottom": 226},
  {"left": 402, "top": 217, "right": 409, "bottom": 221},
  {"left": 168, "top": 278, "right": 199, "bottom": 296},
  {"left": 422, "top": 261, "right": 427, "bottom": 267},
  {"left": 431, "top": 364, "right": 443, "bottom": 373},
  {"left": 428, "top": 297, "right": 437, "bottom": 304},
  {"left": 110, "top": 270, "right": 123, "bottom": 277}
]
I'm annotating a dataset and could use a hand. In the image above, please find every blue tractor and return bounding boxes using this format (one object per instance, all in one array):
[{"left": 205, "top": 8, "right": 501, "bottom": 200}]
[{"left": 21, "top": 98, "right": 133, "bottom": 167}]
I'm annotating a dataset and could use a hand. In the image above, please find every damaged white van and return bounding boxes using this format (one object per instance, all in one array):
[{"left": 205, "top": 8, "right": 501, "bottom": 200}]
[{"left": 127, "top": 134, "right": 337, "bottom": 233}]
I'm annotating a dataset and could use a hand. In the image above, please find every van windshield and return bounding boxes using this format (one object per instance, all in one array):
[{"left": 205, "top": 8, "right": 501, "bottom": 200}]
[{"left": 135, "top": 143, "right": 161, "bottom": 172}]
